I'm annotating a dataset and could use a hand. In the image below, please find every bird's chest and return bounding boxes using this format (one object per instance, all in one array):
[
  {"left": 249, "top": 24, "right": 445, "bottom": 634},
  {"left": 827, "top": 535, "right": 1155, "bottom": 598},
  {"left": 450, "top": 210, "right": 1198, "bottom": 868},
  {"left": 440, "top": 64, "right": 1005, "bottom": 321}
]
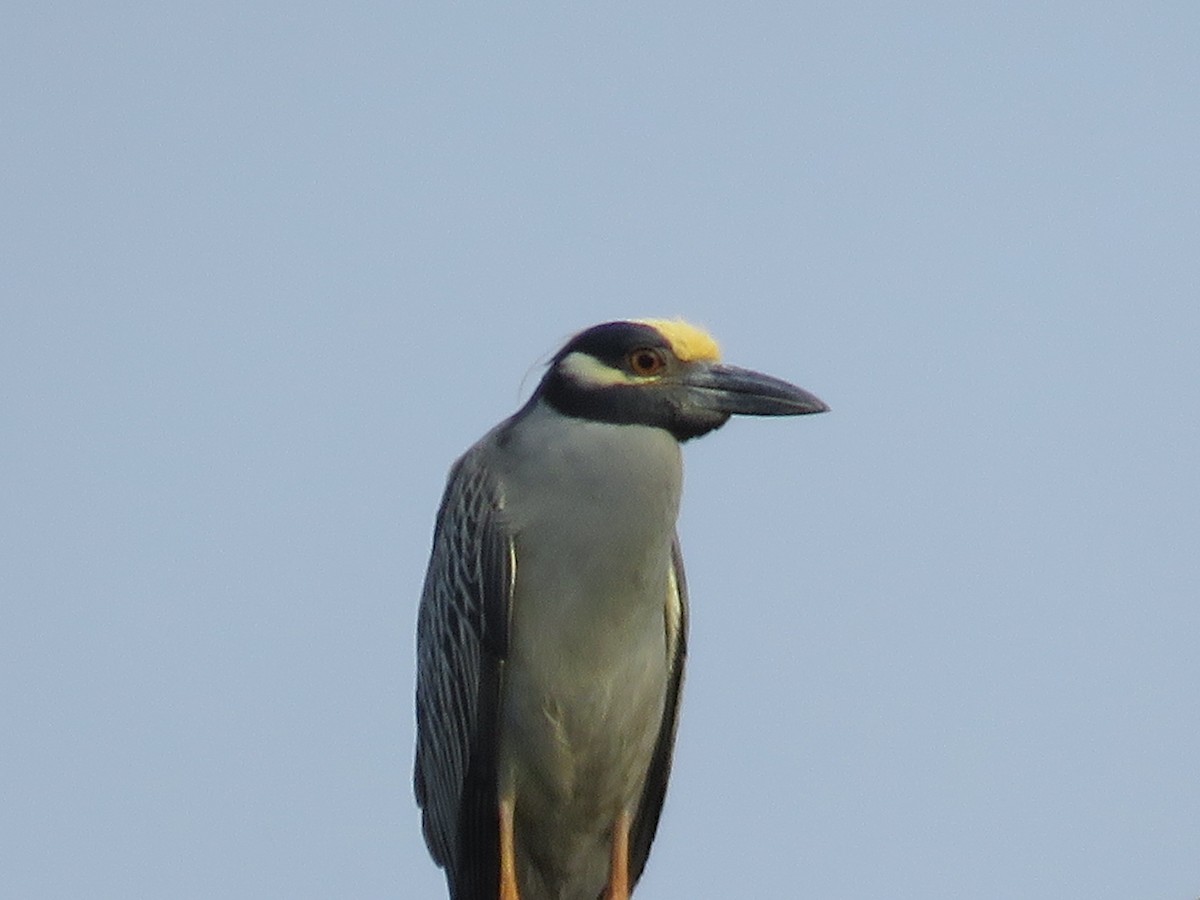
[
  {"left": 500, "top": 529, "right": 674, "bottom": 805},
  {"left": 494, "top": 421, "right": 680, "bottom": 813}
]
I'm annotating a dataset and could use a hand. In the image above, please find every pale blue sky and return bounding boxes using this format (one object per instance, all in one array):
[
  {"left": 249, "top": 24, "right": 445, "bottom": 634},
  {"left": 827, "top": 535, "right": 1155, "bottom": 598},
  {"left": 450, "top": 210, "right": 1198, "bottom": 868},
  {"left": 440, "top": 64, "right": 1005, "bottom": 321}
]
[{"left": 3, "top": 3, "right": 1198, "bottom": 898}]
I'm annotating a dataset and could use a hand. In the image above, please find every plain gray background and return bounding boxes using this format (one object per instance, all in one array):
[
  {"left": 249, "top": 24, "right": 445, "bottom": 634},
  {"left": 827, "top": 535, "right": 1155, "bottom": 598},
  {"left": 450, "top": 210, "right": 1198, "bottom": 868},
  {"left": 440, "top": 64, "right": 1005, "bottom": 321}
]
[{"left": 4, "top": 3, "right": 1198, "bottom": 898}]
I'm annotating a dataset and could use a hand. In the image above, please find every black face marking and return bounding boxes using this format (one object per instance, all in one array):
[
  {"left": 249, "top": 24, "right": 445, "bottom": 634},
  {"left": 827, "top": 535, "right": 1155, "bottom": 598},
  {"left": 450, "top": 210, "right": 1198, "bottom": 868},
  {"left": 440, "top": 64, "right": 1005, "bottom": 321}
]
[
  {"left": 533, "top": 321, "right": 731, "bottom": 441},
  {"left": 552, "top": 322, "right": 672, "bottom": 372}
]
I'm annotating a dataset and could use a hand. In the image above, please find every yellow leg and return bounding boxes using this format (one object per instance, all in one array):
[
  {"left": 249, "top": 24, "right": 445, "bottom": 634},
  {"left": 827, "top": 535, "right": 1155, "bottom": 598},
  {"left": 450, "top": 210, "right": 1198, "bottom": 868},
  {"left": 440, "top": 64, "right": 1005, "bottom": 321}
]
[
  {"left": 605, "top": 811, "right": 631, "bottom": 900},
  {"left": 499, "top": 798, "right": 520, "bottom": 900}
]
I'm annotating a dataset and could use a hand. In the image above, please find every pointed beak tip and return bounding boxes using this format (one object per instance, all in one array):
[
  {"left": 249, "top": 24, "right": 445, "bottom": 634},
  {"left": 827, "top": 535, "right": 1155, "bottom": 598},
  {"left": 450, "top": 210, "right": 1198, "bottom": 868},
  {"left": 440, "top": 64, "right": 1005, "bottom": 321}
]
[
  {"left": 686, "top": 364, "right": 828, "bottom": 418},
  {"left": 777, "top": 391, "right": 829, "bottom": 417}
]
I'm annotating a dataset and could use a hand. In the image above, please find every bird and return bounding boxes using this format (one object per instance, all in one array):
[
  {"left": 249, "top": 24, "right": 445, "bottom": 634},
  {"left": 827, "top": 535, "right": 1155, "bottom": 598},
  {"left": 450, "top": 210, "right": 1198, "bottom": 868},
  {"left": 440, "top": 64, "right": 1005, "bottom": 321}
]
[{"left": 414, "top": 318, "right": 827, "bottom": 900}]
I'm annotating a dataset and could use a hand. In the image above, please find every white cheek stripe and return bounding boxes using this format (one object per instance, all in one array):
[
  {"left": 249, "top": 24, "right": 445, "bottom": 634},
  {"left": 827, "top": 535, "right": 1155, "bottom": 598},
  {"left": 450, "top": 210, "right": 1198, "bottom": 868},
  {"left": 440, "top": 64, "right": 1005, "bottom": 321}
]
[{"left": 558, "top": 351, "right": 651, "bottom": 387}]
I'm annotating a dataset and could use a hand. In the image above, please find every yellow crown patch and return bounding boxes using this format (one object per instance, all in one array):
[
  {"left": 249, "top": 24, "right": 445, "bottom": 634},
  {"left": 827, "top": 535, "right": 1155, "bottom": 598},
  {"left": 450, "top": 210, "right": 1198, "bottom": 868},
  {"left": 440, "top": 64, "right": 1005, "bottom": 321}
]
[{"left": 634, "top": 318, "right": 721, "bottom": 363}]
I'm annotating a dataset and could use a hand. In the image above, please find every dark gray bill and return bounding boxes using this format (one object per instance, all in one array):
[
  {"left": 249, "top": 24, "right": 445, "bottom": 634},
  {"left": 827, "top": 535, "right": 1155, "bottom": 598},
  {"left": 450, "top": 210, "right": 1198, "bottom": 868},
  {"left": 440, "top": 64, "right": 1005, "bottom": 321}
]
[{"left": 684, "top": 363, "right": 829, "bottom": 416}]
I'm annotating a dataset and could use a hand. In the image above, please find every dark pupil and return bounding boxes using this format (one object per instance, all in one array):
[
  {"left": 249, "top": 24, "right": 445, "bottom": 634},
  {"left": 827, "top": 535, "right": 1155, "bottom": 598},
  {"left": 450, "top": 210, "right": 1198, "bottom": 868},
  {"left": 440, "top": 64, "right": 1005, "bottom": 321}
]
[{"left": 635, "top": 352, "right": 657, "bottom": 371}]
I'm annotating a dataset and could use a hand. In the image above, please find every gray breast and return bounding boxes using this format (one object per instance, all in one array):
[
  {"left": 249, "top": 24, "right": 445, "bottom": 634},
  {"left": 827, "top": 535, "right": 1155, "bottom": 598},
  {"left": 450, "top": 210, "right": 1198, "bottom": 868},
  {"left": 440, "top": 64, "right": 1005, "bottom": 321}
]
[{"left": 489, "top": 403, "right": 683, "bottom": 898}]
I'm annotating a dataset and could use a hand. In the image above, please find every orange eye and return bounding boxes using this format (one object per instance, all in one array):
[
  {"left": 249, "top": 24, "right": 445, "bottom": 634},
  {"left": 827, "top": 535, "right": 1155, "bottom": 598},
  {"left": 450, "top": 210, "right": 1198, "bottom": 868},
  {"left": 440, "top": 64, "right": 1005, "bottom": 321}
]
[{"left": 628, "top": 348, "right": 667, "bottom": 376}]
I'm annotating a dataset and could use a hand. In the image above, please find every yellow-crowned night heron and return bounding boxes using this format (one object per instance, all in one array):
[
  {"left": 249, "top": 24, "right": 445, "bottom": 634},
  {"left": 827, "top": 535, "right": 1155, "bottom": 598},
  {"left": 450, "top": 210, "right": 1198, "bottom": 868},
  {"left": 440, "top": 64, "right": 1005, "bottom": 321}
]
[{"left": 415, "top": 319, "right": 827, "bottom": 899}]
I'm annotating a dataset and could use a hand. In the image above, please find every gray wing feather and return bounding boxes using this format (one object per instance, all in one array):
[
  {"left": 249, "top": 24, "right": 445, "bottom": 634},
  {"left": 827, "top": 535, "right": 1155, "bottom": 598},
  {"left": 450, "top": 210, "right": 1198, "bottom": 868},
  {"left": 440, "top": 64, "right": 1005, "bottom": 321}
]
[
  {"left": 414, "top": 447, "right": 514, "bottom": 889},
  {"left": 629, "top": 533, "right": 689, "bottom": 886}
]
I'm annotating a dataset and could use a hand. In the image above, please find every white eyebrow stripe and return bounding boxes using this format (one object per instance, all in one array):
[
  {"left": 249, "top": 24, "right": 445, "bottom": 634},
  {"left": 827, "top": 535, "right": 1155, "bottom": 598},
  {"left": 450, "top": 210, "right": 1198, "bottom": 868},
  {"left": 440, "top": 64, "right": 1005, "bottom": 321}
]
[
  {"left": 557, "top": 351, "right": 651, "bottom": 387},
  {"left": 558, "top": 351, "right": 636, "bottom": 386}
]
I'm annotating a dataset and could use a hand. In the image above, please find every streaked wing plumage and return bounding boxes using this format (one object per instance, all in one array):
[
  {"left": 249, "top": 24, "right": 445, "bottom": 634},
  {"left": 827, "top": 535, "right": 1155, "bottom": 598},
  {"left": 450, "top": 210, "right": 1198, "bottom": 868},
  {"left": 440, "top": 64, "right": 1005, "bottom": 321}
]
[{"left": 414, "top": 447, "right": 514, "bottom": 898}]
